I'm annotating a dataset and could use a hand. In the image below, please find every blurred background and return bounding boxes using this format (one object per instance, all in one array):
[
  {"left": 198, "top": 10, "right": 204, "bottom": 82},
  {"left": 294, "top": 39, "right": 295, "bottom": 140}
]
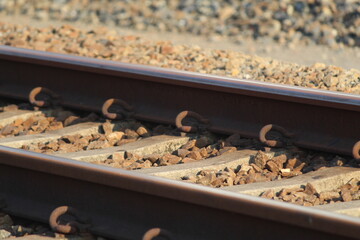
[
  {"left": 0, "top": 0, "right": 360, "bottom": 94},
  {"left": 0, "top": 0, "right": 360, "bottom": 69}
]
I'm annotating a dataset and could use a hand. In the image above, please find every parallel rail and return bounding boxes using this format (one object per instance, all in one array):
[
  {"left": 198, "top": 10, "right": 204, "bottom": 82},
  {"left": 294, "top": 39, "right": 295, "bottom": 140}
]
[
  {"left": 0, "top": 45, "right": 360, "bottom": 239},
  {"left": 1, "top": 147, "right": 360, "bottom": 240},
  {"left": 0, "top": 46, "right": 359, "bottom": 156}
]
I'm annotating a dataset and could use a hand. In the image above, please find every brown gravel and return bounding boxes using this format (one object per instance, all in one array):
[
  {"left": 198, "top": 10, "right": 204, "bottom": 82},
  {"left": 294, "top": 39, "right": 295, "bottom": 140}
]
[
  {"left": 21, "top": 120, "right": 157, "bottom": 154},
  {"left": 0, "top": 115, "right": 63, "bottom": 138},
  {"left": 261, "top": 178, "right": 360, "bottom": 207},
  {"left": 0, "top": 0, "right": 359, "bottom": 49},
  {"left": 1, "top": 22, "right": 360, "bottom": 94},
  {"left": 182, "top": 150, "right": 357, "bottom": 188},
  {"left": 95, "top": 133, "right": 261, "bottom": 170},
  {"left": 0, "top": 106, "right": 89, "bottom": 138}
]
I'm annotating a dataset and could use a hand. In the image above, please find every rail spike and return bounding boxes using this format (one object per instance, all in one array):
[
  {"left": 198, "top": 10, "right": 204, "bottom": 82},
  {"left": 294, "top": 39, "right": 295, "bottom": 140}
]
[
  {"left": 102, "top": 98, "right": 134, "bottom": 120},
  {"left": 259, "top": 124, "right": 293, "bottom": 148},
  {"left": 353, "top": 141, "right": 360, "bottom": 160},
  {"left": 142, "top": 228, "right": 173, "bottom": 240},
  {"left": 49, "top": 206, "right": 90, "bottom": 234},
  {"left": 29, "top": 87, "right": 60, "bottom": 107},
  {"left": 175, "top": 111, "right": 209, "bottom": 133}
]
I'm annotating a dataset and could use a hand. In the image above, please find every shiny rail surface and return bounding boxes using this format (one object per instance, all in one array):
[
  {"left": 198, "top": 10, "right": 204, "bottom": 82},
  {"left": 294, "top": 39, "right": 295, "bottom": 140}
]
[{"left": 0, "top": 46, "right": 360, "bottom": 239}]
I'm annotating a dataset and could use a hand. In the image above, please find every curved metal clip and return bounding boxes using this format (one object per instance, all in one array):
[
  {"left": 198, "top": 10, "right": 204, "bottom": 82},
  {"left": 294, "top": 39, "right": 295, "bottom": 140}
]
[
  {"left": 29, "top": 87, "right": 60, "bottom": 107},
  {"left": 49, "top": 206, "right": 90, "bottom": 234},
  {"left": 142, "top": 228, "right": 173, "bottom": 240},
  {"left": 353, "top": 141, "right": 360, "bottom": 160},
  {"left": 175, "top": 111, "right": 209, "bottom": 133},
  {"left": 102, "top": 98, "right": 133, "bottom": 120},
  {"left": 259, "top": 124, "right": 293, "bottom": 147}
]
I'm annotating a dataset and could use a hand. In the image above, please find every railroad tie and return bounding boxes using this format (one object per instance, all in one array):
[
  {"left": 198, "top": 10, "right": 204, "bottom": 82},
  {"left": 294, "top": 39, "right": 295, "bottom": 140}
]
[
  {"left": 136, "top": 149, "right": 285, "bottom": 180},
  {"left": 52, "top": 135, "right": 189, "bottom": 163},
  {"left": 223, "top": 167, "right": 360, "bottom": 197},
  {"left": 313, "top": 200, "right": 360, "bottom": 217},
  {"left": 0, "top": 110, "right": 42, "bottom": 127},
  {"left": 0, "top": 122, "right": 101, "bottom": 148}
]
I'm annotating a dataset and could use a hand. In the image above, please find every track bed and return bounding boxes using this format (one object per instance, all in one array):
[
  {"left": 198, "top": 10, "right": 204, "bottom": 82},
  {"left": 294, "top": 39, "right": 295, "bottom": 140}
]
[{"left": 0, "top": 46, "right": 360, "bottom": 239}]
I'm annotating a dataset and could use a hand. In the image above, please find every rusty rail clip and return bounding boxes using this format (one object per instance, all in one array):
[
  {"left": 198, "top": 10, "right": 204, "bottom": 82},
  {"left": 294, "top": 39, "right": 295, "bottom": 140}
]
[
  {"left": 175, "top": 111, "right": 209, "bottom": 133},
  {"left": 29, "top": 87, "right": 60, "bottom": 107},
  {"left": 353, "top": 141, "right": 360, "bottom": 160},
  {"left": 259, "top": 124, "right": 293, "bottom": 147},
  {"left": 49, "top": 206, "right": 90, "bottom": 234},
  {"left": 102, "top": 98, "right": 133, "bottom": 120},
  {"left": 142, "top": 228, "right": 173, "bottom": 240}
]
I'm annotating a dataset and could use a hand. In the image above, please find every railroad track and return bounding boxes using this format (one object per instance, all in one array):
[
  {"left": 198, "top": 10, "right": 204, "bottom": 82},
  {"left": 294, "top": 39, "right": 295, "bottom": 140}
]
[{"left": 0, "top": 45, "right": 360, "bottom": 239}]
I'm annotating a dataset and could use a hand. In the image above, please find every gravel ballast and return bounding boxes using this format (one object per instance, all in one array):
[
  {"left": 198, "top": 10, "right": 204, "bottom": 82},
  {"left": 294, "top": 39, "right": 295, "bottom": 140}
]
[
  {"left": 182, "top": 150, "right": 357, "bottom": 188},
  {"left": 0, "top": 104, "right": 85, "bottom": 138},
  {"left": 0, "top": 0, "right": 359, "bottom": 49},
  {"left": 261, "top": 179, "right": 360, "bottom": 207},
  {"left": 96, "top": 133, "right": 260, "bottom": 170},
  {"left": 1, "top": 22, "right": 359, "bottom": 94}
]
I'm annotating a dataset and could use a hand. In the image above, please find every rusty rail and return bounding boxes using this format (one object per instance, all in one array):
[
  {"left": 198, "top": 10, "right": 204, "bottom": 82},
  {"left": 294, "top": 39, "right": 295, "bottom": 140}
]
[
  {"left": 0, "top": 146, "right": 359, "bottom": 239},
  {"left": 0, "top": 46, "right": 359, "bottom": 157}
]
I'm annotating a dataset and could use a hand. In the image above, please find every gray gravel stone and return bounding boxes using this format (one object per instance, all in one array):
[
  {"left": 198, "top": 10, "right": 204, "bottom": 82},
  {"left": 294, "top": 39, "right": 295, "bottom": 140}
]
[
  {"left": 1, "top": 0, "right": 360, "bottom": 49},
  {"left": 0, "top": 229, "right": 11, "bottom": 239}
]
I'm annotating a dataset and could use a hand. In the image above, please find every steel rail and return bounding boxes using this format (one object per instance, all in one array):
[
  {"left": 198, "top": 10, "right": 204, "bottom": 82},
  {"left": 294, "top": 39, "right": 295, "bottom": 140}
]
[
  {"left": 0, "top": 45, "right": 359, "bottom": 156},
  {"left": 0, "top": 146, "right": 359, "bottom": 239}
]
